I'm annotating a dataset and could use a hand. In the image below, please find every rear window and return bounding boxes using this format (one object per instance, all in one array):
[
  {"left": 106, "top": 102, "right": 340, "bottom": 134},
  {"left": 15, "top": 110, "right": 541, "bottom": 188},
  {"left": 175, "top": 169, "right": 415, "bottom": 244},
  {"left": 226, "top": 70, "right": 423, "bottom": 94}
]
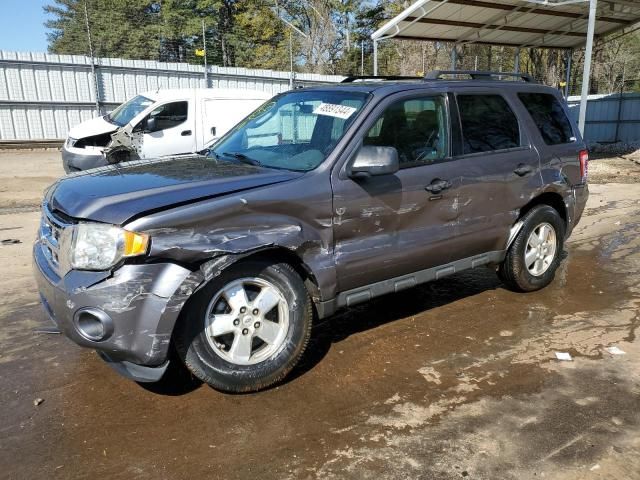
[
  {"left": 457, "top": 94, "right": 521, "bottom": 154},
  {"left": 518, "top": 92, "right": 574, "bottom": 145}
]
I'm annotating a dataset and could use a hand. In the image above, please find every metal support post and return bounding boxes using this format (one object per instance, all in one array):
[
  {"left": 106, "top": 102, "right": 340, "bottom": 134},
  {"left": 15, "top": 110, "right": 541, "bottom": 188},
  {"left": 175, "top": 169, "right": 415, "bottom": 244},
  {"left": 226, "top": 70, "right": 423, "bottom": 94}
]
[
  {"left": 373, "top": 39, "right": 378, "bottom": 75},
  {"left": 578, "top": 0, "right": 597, "bottom": 136}
]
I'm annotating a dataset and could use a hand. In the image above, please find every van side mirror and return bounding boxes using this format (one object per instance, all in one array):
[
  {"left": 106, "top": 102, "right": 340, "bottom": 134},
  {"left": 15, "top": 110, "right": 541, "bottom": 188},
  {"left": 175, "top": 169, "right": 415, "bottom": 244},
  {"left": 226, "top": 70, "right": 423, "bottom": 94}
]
[
  {"left": 349, "top": 146, "right": 399, "bottom": 178},
  {"left": 144, "top": 116, "right": 157, "bottom": 133}
]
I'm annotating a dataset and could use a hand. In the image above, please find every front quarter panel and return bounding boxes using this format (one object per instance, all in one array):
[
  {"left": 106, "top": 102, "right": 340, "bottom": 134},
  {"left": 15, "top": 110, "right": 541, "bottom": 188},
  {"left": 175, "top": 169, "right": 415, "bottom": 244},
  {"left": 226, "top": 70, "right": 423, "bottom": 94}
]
[{"left": 125, "top": 172, "right": 338, "bottom": 300}]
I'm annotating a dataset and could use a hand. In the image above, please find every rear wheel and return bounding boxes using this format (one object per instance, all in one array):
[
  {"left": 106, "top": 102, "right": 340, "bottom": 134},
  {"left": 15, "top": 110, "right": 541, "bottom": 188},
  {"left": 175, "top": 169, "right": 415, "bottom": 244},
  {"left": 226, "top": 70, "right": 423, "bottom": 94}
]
[
  {"left": 499, "top": 205, "right": 565, "bottom": 292},
  {"left": 174, "top": 260, "right": 312, "bottom": 393}
]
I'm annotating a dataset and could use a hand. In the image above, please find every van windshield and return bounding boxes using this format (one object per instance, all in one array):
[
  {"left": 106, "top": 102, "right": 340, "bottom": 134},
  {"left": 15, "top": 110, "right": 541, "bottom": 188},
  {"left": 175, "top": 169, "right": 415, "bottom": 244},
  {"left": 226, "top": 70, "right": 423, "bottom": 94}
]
[
  {"left": 106, "top": 95, "right": 154, "bottom": 126},
  {"left": 210, "top": 90, "right": 370, "bottom": 172}
]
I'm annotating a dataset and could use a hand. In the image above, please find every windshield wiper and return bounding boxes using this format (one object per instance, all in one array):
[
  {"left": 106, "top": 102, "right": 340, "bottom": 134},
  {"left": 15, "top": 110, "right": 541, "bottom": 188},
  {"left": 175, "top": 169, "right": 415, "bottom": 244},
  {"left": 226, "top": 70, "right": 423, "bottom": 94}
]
[{"left": 222, "top": 151, "right": 263, "bottom": 167}]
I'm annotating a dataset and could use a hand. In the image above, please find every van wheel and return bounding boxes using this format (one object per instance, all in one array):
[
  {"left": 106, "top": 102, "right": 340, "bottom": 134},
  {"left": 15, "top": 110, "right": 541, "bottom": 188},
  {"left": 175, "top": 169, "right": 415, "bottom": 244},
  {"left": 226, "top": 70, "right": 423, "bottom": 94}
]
[
  {"left": 498, "top": 205, "right": 565, "bottom": 292},
  {"left": 174, "top": 260, "right": 312, "bottom": 393}
]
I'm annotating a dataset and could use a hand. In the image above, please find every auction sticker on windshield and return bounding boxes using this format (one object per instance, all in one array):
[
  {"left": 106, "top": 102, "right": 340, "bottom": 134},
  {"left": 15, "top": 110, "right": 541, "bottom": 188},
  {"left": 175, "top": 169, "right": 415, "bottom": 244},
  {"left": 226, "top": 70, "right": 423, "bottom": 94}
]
[{"left": 313, "top": 103, "right": 357, "bottom": 120}]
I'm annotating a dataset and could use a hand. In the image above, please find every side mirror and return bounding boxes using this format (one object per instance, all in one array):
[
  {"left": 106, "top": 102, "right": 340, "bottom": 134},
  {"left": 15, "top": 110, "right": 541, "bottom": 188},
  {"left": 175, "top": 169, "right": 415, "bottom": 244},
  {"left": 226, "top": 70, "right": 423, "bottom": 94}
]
[
  {"left": 349, "top": 146, "right": 399, "bottom": 178},
  {"left": 145, "top": 116, "right": 157, "bottom": 133}
]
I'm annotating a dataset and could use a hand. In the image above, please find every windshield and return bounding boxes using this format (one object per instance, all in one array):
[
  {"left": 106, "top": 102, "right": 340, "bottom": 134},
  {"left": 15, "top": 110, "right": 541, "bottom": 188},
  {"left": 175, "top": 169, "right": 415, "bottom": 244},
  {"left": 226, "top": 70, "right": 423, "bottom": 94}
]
[
  {"left": 107, "top": 95, "right": 154, "bottom": 126},
  {"left": 210, "top": 90, "right": 370, "bottom": 172}
]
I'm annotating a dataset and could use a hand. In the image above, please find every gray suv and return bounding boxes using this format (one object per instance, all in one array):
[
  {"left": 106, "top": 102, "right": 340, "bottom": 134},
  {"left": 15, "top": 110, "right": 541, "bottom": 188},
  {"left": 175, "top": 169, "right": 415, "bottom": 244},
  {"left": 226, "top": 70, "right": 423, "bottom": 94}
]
[{"left": 33, "top": 71, "right": 589, "bottom": 392}]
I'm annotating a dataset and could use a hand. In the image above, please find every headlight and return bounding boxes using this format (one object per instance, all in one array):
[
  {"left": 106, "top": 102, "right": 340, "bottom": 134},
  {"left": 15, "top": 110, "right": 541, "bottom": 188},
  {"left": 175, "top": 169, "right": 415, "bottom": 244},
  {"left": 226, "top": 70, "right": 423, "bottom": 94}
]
[{"left": 70, "top": 223, "right": 149, "bottom": 270}]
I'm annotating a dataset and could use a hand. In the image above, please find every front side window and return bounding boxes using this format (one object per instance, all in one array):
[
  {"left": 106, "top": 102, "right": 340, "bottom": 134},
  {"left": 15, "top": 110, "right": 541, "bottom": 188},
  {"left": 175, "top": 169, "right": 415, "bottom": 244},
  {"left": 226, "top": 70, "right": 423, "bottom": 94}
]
[
  {"left": 146, "top": 101, "right": 188, "bottom": 131},
  {"left": 363, "top": 96, "right": 448, "bottom": 168},
  {"left": 211, "top": 90, "right": 369, "bottom": 172},
  {"left": 107, "top": 95, "right": 154, "bottom": 126},
  {"left": 518, "top": 92, "right": 574, "bottom": 145},
  {"left": 457, "top": 94, "right": 520, "bottom": 154}
]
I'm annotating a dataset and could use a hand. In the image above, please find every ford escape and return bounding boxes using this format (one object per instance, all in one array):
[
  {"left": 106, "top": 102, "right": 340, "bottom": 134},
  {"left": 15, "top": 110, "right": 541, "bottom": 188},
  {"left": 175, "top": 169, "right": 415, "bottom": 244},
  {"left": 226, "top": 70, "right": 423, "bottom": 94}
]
[{"left": 33, "top": 71, "right": 589, "bottom": 393}]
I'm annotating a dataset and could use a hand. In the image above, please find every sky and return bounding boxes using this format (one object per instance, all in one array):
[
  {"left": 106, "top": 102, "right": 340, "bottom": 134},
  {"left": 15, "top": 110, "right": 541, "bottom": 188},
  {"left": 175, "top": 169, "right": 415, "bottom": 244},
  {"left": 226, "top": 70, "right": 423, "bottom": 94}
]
[{"left": 0, "top": 0, "right": 50, "bottom": 53}]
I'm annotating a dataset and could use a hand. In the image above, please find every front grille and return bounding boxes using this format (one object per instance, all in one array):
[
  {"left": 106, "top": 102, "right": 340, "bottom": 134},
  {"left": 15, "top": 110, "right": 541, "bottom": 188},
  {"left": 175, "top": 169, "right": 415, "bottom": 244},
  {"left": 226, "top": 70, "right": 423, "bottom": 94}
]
[{"left": 39, "top": 204, "right": 74, "bottom": 275}]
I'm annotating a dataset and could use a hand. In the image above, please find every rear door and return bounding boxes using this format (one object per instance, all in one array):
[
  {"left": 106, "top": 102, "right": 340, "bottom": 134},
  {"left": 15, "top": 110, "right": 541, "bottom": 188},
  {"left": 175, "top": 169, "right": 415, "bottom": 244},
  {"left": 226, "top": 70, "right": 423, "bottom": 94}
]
[
  {"left": 446, "top": 89, "right": 542, "bottom": 260},
  {"left": 199, "top": 98, "right": 268, "bottom": 149}
]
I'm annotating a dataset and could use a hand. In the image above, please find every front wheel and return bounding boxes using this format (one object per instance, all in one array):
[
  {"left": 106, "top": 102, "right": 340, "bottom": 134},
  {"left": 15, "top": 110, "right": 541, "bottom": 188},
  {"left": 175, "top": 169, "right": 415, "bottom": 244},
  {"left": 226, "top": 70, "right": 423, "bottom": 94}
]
[
  {"left": 499, "top": 205, "right": 565, "bottom": 292},
  {"left": 174, "top": 260, "right": 312, "bottom": 393}
]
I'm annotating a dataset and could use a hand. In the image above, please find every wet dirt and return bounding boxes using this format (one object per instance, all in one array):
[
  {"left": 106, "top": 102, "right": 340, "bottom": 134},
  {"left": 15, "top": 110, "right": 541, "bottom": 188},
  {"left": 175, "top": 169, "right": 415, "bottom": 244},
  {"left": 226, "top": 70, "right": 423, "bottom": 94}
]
[{"left": 1, "top": 174, "right": 640, "bottom": 478}]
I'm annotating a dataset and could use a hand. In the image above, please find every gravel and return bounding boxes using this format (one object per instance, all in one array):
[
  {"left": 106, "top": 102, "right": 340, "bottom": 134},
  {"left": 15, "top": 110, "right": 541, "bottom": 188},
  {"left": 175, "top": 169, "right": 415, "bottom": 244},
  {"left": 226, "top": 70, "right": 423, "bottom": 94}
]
[{"left": 588, "top": 142, "right": 640, "bottom": 159}]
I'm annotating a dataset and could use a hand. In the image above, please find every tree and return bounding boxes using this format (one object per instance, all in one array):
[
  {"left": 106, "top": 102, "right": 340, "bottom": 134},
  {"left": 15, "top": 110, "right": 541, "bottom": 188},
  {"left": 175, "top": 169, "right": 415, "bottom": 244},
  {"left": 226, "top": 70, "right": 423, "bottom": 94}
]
[
  {"left": 45, "top": 0, "right": 162, "bottom": 59},
  {"left": 43, "top": 0, "right": 640, "bottom": 93},
  {"left": 233, "top": 2, "right": 289, "bottom": 70}
]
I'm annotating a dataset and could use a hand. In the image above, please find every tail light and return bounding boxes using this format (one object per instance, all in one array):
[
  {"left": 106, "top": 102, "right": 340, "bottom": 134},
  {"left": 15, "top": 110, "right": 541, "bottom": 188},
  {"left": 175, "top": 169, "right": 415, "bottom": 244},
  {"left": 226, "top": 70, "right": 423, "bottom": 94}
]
[{"left": 579, "top": 149, "right": 589, "bottom": 183}]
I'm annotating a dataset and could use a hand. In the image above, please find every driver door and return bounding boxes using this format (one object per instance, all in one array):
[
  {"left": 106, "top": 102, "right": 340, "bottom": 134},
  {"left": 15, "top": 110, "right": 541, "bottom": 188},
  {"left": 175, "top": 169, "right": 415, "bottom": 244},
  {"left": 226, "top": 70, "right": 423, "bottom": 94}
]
[
  {"left": 332, "top": 93, "right": 465, "bottom": 292},
  {"left": 137, "top": 100, "right": 195, "bottom": 158}
]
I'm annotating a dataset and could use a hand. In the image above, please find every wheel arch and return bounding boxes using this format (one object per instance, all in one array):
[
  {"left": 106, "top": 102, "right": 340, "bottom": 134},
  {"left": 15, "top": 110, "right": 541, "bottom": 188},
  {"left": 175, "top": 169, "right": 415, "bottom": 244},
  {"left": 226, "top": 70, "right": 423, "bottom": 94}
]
[
  {"left": 506, "top": 191, "right": 568, "bottom": 250},
  {"left": 519, "top": 191, "right": 567, "bottom": 225},
  {"left": 233, "top": 247, "right": 322, "bottom": 305}
]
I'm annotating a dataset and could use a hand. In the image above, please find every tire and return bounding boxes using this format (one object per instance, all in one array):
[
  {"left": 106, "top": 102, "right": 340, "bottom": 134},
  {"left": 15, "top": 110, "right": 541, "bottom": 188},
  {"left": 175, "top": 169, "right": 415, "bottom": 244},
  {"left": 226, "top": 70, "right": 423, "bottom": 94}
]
[
  {"left": 174, "top": 260, "right": 312, "bottom": 393},
  {"left": 498, "top": 205, "right": 565, "bottom": 292}
]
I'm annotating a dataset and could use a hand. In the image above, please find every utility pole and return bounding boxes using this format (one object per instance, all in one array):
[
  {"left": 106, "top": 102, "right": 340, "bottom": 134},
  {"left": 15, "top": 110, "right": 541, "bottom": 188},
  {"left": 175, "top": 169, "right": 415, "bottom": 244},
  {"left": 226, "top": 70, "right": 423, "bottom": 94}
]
[
  {"left": 83, "top": 0, "right": 100, "bottom": 114},
  {"left": 361, "top": 41, "right": 364, "bottom": 76},
  {"left": 273, "top": 0, "right": 307, "bottom": 89},
  {"left": 450, "top": 44, "right": 457, "bottom": 71},
  {"left": 202, "top": 19, "right": 208, "bottom": 87},
  {"left": 289, "top": 30, "right": 294, "bottom": 88}
]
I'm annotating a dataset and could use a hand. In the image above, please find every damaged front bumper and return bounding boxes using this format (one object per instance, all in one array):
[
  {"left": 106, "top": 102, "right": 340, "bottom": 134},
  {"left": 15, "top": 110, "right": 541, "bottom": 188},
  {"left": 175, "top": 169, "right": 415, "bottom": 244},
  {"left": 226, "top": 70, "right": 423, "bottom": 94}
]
[
  {"left": 62, "top": 144, "right": 108, "bottom": 173},
  {"left": 33, "top": 241, "right": 196, "bottom": 382}
]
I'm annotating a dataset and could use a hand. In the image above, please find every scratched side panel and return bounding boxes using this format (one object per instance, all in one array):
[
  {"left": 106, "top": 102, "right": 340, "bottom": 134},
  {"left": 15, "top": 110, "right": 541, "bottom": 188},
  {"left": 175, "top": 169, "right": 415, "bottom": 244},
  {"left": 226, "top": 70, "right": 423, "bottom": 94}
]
[
  {"left": 331, "top": 163, "right": 460, "bottom": 293},
  {"left": 450, "top": 146, "right": 542, "bottom": 260}
]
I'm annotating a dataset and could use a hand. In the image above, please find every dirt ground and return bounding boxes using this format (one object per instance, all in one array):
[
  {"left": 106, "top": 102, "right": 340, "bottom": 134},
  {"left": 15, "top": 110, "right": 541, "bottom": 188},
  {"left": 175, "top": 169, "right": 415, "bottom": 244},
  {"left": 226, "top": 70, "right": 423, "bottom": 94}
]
[{"left": 1, "top": 150, "right": 640, "bottom": 480}]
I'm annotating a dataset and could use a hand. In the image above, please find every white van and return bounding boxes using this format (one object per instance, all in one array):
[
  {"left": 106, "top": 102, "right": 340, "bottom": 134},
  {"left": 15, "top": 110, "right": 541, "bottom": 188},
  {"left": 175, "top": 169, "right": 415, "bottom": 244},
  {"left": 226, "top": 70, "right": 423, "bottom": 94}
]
[{"left": 62, "top": 88, "right": 272, "bottom": 172}]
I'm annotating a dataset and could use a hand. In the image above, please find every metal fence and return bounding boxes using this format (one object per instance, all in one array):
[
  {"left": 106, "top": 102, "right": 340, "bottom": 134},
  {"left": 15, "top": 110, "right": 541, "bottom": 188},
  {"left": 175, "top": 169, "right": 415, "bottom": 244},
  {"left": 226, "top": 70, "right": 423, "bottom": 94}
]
[
  {"left": 0, "top": 50, "right": 343, "bottom": 141},
  {"left": 2, "top": 50, "right": 639, "bottom": 144},
  {"left": 567, "top": 93, "right": 640, "bottom": 144}
]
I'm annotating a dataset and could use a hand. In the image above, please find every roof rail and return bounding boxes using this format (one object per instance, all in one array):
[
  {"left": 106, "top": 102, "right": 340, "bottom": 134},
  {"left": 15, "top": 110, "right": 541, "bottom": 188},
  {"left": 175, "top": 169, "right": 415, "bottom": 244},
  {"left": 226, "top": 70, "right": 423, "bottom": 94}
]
[
  {"left": 425, "top": 70, "right": 536, "bottom": 83},
  {"left": 341, "top": 75, "right": 423, "bottom": 83}
]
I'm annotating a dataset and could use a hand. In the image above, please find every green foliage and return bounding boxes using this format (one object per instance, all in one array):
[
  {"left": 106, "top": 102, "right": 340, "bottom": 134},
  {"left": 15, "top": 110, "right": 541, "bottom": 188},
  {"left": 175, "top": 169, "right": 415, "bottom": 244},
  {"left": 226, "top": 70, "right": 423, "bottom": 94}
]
[
  {"left": 44, "top": 0, "right": 288, "bottom": 66},
  {"left": 43, "top": 0, "right": 640, "bottom": 92},
  {"left": 45, "top": 0, "right": 163, "bottom": 59}
]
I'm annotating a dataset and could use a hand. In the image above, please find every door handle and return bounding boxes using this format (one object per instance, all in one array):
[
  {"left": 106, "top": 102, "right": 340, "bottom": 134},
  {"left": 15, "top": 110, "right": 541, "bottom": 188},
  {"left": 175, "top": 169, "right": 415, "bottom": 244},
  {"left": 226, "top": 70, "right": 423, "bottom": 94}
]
[
  {"left": 425, "top": 179, "right": 452, "bottom": 194},
  {"left": 514, "top": 164, "right": 534, "bottom": 176},
  {"left": 181, "top": 130, "right": 192, "bottom": 136}
]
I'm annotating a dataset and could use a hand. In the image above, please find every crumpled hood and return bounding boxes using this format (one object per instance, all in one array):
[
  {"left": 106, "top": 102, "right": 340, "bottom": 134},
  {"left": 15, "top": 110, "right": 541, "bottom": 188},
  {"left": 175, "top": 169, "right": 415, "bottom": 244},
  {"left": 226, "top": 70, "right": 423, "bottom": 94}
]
[
  {"left": 68, "top": 115, "right": 117, "bottom": 140},
  {"left": 46, "top": 156, "right": 301, "bottom": 225}
]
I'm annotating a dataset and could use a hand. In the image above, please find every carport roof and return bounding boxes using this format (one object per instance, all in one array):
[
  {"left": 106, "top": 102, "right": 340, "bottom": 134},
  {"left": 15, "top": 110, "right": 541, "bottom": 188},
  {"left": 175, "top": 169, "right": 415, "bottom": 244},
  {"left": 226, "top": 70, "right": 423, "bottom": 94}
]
[{"left": 371, "top": 0, "right": 640, "bottom": 49}]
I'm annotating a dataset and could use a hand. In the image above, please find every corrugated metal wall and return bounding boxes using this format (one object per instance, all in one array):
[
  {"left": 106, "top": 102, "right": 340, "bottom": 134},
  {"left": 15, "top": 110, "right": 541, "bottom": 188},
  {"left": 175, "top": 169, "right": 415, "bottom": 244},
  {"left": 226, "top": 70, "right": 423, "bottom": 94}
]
[
  {"left": 567, "top": 93, "right": 640, "bottom": 144},
  {"left": 2, "top": 50, "right": 639, "bottom": 144},
  {"left": 0, "top": 50, "right": 343, "bottom": 141}
]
